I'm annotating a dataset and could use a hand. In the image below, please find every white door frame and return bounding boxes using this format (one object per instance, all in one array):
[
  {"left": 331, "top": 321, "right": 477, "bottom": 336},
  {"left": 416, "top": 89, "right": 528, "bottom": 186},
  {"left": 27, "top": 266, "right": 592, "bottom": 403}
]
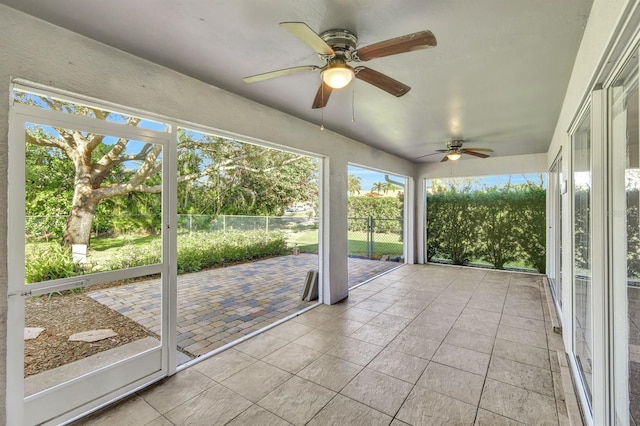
[{"left": 7, "top": 86, "right": 172, "bottom": 425}]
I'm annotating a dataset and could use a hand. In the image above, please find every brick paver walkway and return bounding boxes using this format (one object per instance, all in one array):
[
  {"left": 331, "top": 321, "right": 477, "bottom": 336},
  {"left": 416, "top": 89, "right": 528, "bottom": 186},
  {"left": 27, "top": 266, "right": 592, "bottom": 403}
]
[{"left": 88, "top": 254, "right": 399, "bottom": 360}]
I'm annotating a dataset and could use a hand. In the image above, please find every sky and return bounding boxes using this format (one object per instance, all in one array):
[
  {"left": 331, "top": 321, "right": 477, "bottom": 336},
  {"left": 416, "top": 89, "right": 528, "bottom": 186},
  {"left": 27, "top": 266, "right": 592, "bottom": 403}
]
[{"left": 348, "top": 164, "right": 546, "bottom": 192}]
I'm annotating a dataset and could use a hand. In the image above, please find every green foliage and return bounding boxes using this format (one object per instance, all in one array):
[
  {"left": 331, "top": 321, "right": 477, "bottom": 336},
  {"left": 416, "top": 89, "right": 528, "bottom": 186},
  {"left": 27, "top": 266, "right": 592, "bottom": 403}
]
[
  {"left": 25, "top": 244, "right": 91, "bottom": 283},
  {"left": 427, "top": 182, "right": 547, "bottom": 271},
  {"left": 26, "top": 230, "right": 289, "bottom": 282},
  {"left": 347, "top": 197, "right": 403, "bottom": 234},
  {"left": 427, "top": 192, "right": 479, "bottom": 265},
  {"left": 103, "top": 230, "right": 288, "bottom": 274}
]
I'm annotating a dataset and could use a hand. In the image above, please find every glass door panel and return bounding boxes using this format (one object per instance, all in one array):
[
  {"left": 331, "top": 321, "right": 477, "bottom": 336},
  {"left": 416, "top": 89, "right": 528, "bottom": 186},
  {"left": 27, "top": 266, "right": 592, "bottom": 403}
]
[
  {"left": 572, "top": 107, "right": 593, "bottom": 405},
  {"left": 610, "top": 50, "right": 639, "bottom": 425}
]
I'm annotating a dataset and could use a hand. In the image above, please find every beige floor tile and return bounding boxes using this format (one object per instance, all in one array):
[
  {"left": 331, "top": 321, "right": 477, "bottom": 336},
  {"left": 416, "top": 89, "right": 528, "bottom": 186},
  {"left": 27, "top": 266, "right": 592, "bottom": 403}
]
[
  {"left": 293, "top": 329, "right": 345, "bottom": 352},
  {"left": 492, "top": 339, "right": 550, "bottom": 370},
  {"left": 368, "top": 348, "right": 429, "bottom": 384},
  {"left": 143, "top": 417, "right": 174, "bottom": 426},
  {"left": 350, "top": 323, "right": 400, "bottom": 346},
  {"left": 297, "top": 354, "right": 362, "bottom": 391},
  {"left": 453, "top": 317, "right": 499, "bottom": 337},
  {"left": 307, "top": 394, "right": 392, "bottom": 426},
  {"left": 390, "top": 419, "right": 411, "bottom": 426},
  {"left": 290, "top": 310, "right": 334, "bottom": 328},
  {"left": 235, "top": 333, "right": 290, "bottom": 359},
  {"left": 403, "top": 320, "right": 451, "bottom": 342},
  {"left": 263, "top": 342, "right": 323, "bottom": 374},
  {"left": 417, "top": 362, "right": 485, "bottom": 406},
  {"left": 355, "top": 299, "right": 395, "bottom": 313},
  {"left": 316, "top": 318, "right": 365, "bottom": 336},
  {"left": 222, "top": 360, "right": 292, "bottom": 402},
  {"left": 460, "top": 307, "right": 502, "bottom": 324},
  {"left": 444, "top": 328, "right": 495, "bottom": 354},
  {"left": 497, "top": 324, "right": 548, "bottom": 349},
  {"left": 487, "top": 356, "right": 554, "bottom": 397},
  {"left": 425, "top": 301, "right": 465, "bottom": 317},
  {"left": 340, "top": 368, "right": 413, "bottom": 416},
  {"left": 226, "top": 404, "right": 291, "bottom": 426},
  {"left": 500, "top": 313, "right": 546, "bottom": 333},
  {"left": 165, "top": 383, "right": 252, "bottom": 426},
  {"left": 480, "top": 378, "right": 558, "bottom": 425},
  {"left": 139, "top": 368, "right": 215, "bottom": 414},
  {"left": 382, "top": 303, "right": 425, "bottom": 319},
  {"left": 387, "top": 332, "right": 441, "bottom": 359},
  {"left": 396, "top": 386, "right": 477, "bottom": 425},
  {"left": 503, "top": 305, "right": 544, "bottom": 321},
  {"left": 366, "top": 313, "right": 412, "bottom": 331},
  {"left": 339, "top": 307, "right": 380, "bottom": 323},
  {"left": 258, "top": 376, "right": 336, "bottom": 426},
  {"left": 265, "top": 320, "right": 314, "bottom": 342},
  {"left": 414, "top": 310, "right": 459, "bottom": 328},
  {"left": 79, "top": 395, "right": 161, "bottom": 426},
  {"left": 193, "top": 348, "right": 257, "bottom": 382},
  {"left": 432, "top": 343, "right": 490, "bottom": 376},
  {"left": 326, "top": 337, "right": 384, "bottom": 366},
  {"left": 475, "top": 408, "right": 524, "bottom": 425}
]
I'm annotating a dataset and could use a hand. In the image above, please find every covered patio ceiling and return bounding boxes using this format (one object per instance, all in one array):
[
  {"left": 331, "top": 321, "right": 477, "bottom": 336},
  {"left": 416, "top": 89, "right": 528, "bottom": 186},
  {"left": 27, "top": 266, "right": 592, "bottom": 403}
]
[{"left": 2, "top": 0, "right": 593, "bottom": 162}]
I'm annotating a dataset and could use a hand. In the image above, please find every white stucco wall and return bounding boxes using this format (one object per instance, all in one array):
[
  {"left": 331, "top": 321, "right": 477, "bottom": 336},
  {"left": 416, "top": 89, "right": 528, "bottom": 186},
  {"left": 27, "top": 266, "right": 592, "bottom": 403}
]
[{"left": 0, "top": 5, "right": 418, "bottom": 420}]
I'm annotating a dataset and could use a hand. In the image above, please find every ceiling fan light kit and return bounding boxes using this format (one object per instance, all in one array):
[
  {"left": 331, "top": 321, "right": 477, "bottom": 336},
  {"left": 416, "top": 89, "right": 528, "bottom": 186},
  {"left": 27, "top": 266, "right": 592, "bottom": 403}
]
[
  {"left": 243, "top": 22, "right": 437, "bottom": 109},
  {"left": 446, "top": 151, "right": 462, "bottom": 161},
  {"left": 321, "top": 63, "right": 354, "bottom": 89}
]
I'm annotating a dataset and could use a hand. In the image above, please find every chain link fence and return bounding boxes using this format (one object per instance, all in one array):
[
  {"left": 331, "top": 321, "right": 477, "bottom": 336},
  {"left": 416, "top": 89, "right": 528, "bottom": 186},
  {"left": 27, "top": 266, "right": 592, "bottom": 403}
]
[
  {"left": 348, "top": 217, "right": 403, "bottom": 261},
  {"left": 26, "top": 214, "right": 403, "bottom": 261}
]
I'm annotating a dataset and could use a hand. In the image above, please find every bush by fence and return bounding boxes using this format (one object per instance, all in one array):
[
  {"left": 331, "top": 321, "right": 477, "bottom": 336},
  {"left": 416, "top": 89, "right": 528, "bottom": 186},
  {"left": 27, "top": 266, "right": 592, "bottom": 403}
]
[
  {"left": 427, "top": 186, "right": 546, "bottom": 272},
  {"left": 348, "top": 197, "right": 403, "bottom": 234},
  {"left": 25, "top": 230, "right": 288, "bottom": 283}
]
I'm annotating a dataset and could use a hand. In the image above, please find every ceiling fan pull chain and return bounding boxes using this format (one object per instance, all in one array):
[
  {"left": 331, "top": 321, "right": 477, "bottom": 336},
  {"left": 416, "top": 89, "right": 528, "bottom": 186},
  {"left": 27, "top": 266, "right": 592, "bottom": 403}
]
[{"left": 320, "top": 84, "right": 325, "bottom": 130}]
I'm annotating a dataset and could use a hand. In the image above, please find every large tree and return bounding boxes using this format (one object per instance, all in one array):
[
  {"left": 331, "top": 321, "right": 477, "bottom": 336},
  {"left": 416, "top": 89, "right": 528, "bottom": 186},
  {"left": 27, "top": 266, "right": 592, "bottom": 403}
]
[{"left": 21, "top": 94, "right": 317, "bottom": 246}]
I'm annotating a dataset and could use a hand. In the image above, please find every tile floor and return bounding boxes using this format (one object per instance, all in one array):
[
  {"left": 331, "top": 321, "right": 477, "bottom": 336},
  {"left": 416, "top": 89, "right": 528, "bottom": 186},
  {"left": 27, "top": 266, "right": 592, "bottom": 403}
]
[{"left": 76, "top": 263, "right": 570, "bottom": 425}]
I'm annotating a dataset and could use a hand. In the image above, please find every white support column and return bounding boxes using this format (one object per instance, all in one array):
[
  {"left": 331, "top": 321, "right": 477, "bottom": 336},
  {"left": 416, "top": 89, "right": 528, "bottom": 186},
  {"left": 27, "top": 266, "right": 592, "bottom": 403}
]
[{"left": 321, "top": 157, "right": 349, "bottom": 304}]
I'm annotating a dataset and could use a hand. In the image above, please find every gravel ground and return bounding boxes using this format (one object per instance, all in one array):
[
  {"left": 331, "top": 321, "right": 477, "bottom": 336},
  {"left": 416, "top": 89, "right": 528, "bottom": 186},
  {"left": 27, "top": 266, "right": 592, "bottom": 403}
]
[{"left": 25, "top": 292, "right": 154, "bottom": 377}]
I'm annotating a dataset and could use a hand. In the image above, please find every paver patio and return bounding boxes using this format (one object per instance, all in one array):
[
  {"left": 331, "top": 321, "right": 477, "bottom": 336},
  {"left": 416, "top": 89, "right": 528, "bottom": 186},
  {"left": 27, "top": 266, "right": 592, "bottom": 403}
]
[{"left": 88, "top": 253, "right": 400, "bottom": 359}]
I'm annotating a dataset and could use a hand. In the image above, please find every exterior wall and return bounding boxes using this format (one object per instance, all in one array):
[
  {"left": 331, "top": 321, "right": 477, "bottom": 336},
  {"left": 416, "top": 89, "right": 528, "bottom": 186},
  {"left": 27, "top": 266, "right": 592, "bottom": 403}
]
[{"left": 0, "top": 5, "right": 417, "bottom": 420}]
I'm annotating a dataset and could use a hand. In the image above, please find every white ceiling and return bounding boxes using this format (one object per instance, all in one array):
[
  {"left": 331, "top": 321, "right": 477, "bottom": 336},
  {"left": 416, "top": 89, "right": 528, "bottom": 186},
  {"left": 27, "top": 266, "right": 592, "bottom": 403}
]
[{"left": 2, "top": 0, "right": 592, "bottom": 162}]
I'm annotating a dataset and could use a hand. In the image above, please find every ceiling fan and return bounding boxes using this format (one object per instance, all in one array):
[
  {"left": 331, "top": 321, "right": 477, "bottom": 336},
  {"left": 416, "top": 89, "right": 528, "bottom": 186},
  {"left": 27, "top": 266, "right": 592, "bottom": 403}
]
[
  {"left": 417, "top": 140, "right": 494, "bottom": 162},
  {"left": 243, "top": 22, "right": 437, "bottom": 109}
]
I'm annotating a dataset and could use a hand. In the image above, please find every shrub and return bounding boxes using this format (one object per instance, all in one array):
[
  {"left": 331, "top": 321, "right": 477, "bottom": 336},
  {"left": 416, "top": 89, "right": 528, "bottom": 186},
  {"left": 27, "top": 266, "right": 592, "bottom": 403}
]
[
  {"left": 348, "top": 197, "right": 402, "bottom": 233},
  {"left": 427, "top": 185, "right": 546, "bottom": 271},
  {"left": 26, "top": 244, "right": 91, "bottom": 283}
]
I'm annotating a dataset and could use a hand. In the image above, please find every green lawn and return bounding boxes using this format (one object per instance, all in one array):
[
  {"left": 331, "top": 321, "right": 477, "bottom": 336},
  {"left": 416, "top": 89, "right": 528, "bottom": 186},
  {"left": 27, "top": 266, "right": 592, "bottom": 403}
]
[{"left": 286, "top": 229, "right": 403, "bottom": 257}]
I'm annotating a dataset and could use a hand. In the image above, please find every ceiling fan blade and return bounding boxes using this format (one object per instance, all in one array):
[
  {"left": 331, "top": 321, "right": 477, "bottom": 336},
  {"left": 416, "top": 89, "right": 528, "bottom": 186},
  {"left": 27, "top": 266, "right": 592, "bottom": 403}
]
[
  {"left": 414, "top": 152, "right": 442, "bottom": 160},
  {"left": 463, "top": 147, "right": 494, "bottom": 152},
  {"left": 435, "top": 149, "right": 449, "bottom": 153},
  {"left": 312, "top": 82, "right": 333, "bottom": 109},
  {"left": 462, "top": 149, "right": 490, "bottom": 159},
  {"left": 280, "top": 22, "right": 335, "bottom": 56},
  {"left": 440, "top": 155, "right": 449, "bottom": 163},
  {"left": 354, "top": 67, "right": 410, "bottom": 97},
  {"left": 353, "top": 30, "right": 437, "bottom": 62},
  {"left": 243, "top": 65, "right": 320, "bottom": 83}
]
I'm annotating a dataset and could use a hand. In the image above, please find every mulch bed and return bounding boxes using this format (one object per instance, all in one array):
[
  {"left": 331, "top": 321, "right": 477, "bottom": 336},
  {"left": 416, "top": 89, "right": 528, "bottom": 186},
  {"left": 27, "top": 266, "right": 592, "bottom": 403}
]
[{"left": 24, "top": 292, "right": 154, "bottom": 377}]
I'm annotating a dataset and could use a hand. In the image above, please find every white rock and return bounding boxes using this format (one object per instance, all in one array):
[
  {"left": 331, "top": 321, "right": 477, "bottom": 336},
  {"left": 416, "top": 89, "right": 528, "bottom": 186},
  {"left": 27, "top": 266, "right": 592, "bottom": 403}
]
[
  {"left": 24, "top": 327, "right": 45, "bottom": 340},
  {"left": 69, "top": 329, "right": 118, "bottom": 343}
]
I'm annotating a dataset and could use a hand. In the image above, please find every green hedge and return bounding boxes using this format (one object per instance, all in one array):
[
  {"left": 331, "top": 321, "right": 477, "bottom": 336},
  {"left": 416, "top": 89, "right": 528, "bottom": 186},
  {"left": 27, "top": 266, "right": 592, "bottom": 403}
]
[
  {"left": 25, "top": 230, "right": 289, "bottom": 283},
  {"left": 348, "top": 196, "right": 403, "bottom": 233},
  {"left": 427, "top": 187, "right": 546, "bottom": 272}
]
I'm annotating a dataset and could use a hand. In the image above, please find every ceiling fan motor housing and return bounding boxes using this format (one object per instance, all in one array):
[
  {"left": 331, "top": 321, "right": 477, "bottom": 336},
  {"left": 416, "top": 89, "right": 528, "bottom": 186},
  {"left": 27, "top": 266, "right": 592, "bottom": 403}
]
[{"left": 320, "top": 29, "right": 358, "bottom": 60}]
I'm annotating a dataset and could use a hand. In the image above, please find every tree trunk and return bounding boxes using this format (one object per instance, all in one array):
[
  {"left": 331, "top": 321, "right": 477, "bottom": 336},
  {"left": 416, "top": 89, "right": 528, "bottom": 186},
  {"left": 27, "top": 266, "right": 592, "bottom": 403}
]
[{"left": 62, "top": 183, "right": 99, "bottom": 246}]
